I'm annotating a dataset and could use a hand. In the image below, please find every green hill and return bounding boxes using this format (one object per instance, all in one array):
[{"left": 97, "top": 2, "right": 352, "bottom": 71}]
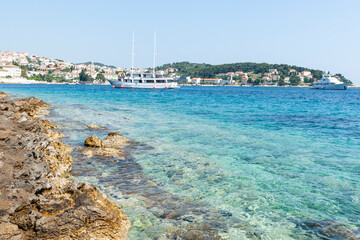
[{"left": 158, "top": 62, "right": 351, "bottom": 83}]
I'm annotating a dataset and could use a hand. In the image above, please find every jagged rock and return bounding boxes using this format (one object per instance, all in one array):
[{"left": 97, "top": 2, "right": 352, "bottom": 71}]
[
  {"left": 47, "top": 131, "right": 64, "bottom": 140},
  {"left": 42, "top": 119, "right": 59, "bottom": 129},
  {"left": 84, "top": 136, "right": 102, "bottom": 148},
  {"left": 0, "top": 93, "right": 131, "bottom": 239},
  {"left": 101, "top": 132, "right": 130, "bottom": 148},
  {"left": 0, "top": 91, "right": 9, "bottom": 97},
  {"left": 83, "top": 132, "right": 130, "bottom": 158}
]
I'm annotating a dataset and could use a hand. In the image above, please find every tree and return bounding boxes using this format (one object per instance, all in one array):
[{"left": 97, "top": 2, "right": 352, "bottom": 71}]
[
  {"left": 289, "top": 76, "right": 300, "bottom": 85},
  {"left": 79, "top": 70, "right": 91, "bottom": 82},
  {"left": 21, "top": 69, "right": 28, "bottom": 78},
  {"left": 96, "top": 73, "right": 105, "bottom": 82},
  {"left": 278, "top": 79, "right": 285, "bottom": 86}
]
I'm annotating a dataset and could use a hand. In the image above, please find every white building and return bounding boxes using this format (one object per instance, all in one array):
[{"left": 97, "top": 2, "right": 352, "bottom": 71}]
[
  {"left": 302, "top": 71, "right": 311, "bottom": 76},
  {"left": 103, "top": 73, "right": 118, "bottom": 80},
  {"left": 221, "top": 79, "right": 233, "bottom": 85},
  {"left": 3, "top": 65, "right": 21, "bottom": 77},
  {"left": 0, "top": 69, "right": 10, "bottom": 77}
]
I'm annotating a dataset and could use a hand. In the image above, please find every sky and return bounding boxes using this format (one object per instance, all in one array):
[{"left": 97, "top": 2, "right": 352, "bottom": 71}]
[{"left": 1, "top": 0, "right": 359, "bottom": 84}]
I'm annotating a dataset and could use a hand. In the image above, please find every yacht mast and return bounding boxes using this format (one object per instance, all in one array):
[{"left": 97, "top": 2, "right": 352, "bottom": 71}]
[
  {"left": 153, "top": 31, "right": 157, "bottom": 78},
  {"left": 131, "top": 32, "right": 135, "bottom": 73}
]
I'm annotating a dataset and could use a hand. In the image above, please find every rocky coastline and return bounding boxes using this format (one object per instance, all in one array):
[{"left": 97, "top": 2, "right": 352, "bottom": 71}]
[{"left": 0, "top": 91, "right": 130, "bottom": 239}]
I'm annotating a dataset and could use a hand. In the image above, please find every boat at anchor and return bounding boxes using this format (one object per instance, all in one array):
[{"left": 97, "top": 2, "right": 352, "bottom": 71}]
[
  {"left": 108, "top": 32, "right": 178, "bottom": 89},
  {"left": 313, "top": 71, "right": 350, "bottom": 90}
]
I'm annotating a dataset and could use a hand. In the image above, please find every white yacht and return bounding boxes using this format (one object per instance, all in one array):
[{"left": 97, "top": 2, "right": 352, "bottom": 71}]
[
  {"left": 313, "top": 71, "right": 350, "bottom": 90},
  {"left": 108, "top": 72, "right": 178, "bottom": 89},
  {"left": 108, "top": 32, "right": 178, "bottom": 89}
]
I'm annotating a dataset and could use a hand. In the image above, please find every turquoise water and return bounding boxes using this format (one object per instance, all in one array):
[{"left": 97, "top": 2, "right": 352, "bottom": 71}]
[{"left": 1, "top": 84, "right": 360, "bottom": 239}]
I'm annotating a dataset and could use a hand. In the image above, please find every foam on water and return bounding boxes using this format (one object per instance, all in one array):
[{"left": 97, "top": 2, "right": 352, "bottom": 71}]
[{"left": 1, "top": 84, "right": 360, "bottom": 239}]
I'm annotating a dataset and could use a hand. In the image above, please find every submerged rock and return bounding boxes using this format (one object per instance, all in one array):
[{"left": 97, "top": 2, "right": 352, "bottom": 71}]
[
  {"left": 298, "top": 219, "right": 359, "bottom": 240},
  {"left": 83, "top": 132, "right": 130, "bottom": 158},
  {"left": 102, "top": 132, "right": 130, "bottom": 148},
  {"left": 85, "top": 136, "right": 102, "bottom": 148},
  {"left": 86, "top": 124, "right": 104, "bottom": 129}
]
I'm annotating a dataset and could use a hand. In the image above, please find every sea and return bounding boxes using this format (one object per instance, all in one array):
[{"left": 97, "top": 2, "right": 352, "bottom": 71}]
[{"left": 1, "top": 84, "right": 359, "bottom": 239}]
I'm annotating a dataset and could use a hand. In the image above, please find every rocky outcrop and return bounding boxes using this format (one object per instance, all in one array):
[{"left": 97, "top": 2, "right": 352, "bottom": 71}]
[
  {"left": 0, "top": 93, "right": 130, "bottom": 239},
  {"left": 85, "top": 136, "right": 102, "bottom": 148},
  {"left": 101, "top": 132, "right": 130, "bottom": 148},
  {"left": 0, "top": 91, "right": 9, "bottom": 97},
  {"left": 84, "top": 132, "right": 130, "bottom": 158}
]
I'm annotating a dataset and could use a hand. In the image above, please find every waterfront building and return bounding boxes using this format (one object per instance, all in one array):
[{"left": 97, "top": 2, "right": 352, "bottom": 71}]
[
  {"left": 103, "top": 73, "right": 118, "bottom": 81},
  {"left": 3, "top": 64, "right": 21, "bottom": 77},
  {"left": 201, "top": 78, "right": 222, "bottom": 84},
  {"left": 0, "top": 69, "right": 9, "bottom": 77}
]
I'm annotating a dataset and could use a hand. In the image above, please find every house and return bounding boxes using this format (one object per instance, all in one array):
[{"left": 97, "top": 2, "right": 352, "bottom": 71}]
[
  {"left": 269, "top": 69, "right": 278, "bottom": 74},
  {"left": 284, "top": 77, "right": 290, "bottom": 83},
  {"left": 0, "top": 69, "right": 9, "bottom": 77},
  {"left": 3, "top": 64, "right": 21, "bottom": 77},
  {"left": 302, "top": 71, "right": 311, "bottom": 76},
  {"left": 241, "top": 75, "right": 249, "bottom": 84},
  {"left": 191, "top": 77, "right": 201, "bottom": 84},
  {"left": 103, "top": 73, "right": 118, "bottom": 80},
  {"left": 221, "top": 79, "right": 233, "bottom": 85},
  {"left": 201, "top": 78, "right": 222, "bottom": 84},
  {"left": 272, "top": 75, "right": 281, "bottom": 81},
  {"left": 178, "top": 76, "right": 192, "bottom": 84},
  {"left": 289, "top": 69, "right": 297, "bottom": 74}
]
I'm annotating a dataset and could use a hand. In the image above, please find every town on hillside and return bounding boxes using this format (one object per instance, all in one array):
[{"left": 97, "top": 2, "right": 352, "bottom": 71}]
[{"left": 0, "top": 50, "right": 351, "bottom": 86}]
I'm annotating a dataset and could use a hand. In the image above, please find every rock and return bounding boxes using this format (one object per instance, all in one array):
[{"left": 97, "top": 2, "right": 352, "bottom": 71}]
[
  {"left": 47, "top": 131, "right": 64, "bottom": 140},
  {"left": 0, "top": 91, "right": 10, "bottom": 97},
  {"left": 0, "top": 93, "right": 131, "bottom": 239},
  {"left": 299, "top": 219, "right": 359, "bottom": 240},
  {"left": 86, "top": 124, "right": 103, "bottom": 129},
  {"left": 101, "top": 132, "right": 130, "bottom": 148},
  {"left": 96, "top": 148, "right": 122, "bottom": 157},
  {"left": 84, "top": 136, "right": 102, "bottom": 148},
  {"left": 83, "top": 149, "right": 94, "bottom": 157},
  {"left": 42, "top": 119, "right": 59, "bottom": 129}
]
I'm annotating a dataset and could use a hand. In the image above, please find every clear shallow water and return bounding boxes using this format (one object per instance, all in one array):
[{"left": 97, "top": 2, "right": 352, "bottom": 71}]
[{"left": 1, "top": 84, "right": 360, "bottom": 239}]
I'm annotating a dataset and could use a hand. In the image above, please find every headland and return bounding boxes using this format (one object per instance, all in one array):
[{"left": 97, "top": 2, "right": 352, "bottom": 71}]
[{"left": 0, "top": 91, "right": 130, "bottom": 239}]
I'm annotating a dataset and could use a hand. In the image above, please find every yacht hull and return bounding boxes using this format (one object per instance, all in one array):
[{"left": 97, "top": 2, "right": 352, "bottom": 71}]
[
  {"left": 108, "top": 80, "right": 178, "bottom": 89},
  {"left": 312, "top": 83, "right": 350, "bottom": 90}
]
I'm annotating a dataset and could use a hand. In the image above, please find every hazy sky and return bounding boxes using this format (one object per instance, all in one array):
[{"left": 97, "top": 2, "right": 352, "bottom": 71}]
[{"left": 1, "top": 0, "right": 359, "bottom": 84}]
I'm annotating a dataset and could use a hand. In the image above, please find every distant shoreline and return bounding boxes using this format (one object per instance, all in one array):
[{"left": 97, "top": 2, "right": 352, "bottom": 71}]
[{"left": 1, "top": 78, "right": 358, "bottom": 88}]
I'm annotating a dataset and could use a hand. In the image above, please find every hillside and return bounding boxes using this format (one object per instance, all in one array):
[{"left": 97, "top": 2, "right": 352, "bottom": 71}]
[
  {"left": 77, "top": 61, "right": 117, "bottom": 69},
  {"left": 158, "top": 62, "right": 351, "bottom": 83}
]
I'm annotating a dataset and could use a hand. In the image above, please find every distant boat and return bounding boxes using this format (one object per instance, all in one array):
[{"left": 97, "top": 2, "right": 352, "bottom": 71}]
[
  {"left": 108, "top": 73, "right": 178, "bottom": 89},
  {"left": 313, "top": 71, "right": 350, "bottom": 90},
  {"left": 108, "top": 32, "right": 178, "bottom": 89}
]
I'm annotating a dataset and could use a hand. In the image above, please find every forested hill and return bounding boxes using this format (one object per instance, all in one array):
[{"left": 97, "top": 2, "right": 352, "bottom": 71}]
[
  {"left": 158, "top": 62, "right": 350, "bottom": 82},
  {"left": 77, "top": 62, "right": 116, "bottom": 69}
]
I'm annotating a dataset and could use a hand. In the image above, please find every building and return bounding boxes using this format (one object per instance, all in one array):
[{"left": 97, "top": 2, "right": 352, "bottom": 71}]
[
  {"left": 201, "top": 78, "right": 222, "bottom": 84},
  {"left": 3, "top": 65, "right": 21, "bottom": 77},
  {"left": 103, "top": 73, "right": 118, "bottom": 81},
  {"left": 221, "top": 79, "right": 233, "bottom": 85},
  {"left": 191, "top": 77, "right": 201, "bottom": 84},
  {"left": 302, "top": 71, "right": 311, "bottom": 76},
  {"left": 0, "top": 69, "right": 10, "bottom": 77},
  {"left": 241, "top": 75, "right": 249, "bottom": 84}
]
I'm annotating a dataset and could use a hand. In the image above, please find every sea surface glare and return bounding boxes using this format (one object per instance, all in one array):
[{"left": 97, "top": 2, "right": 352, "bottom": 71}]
[{"left": 1, "top": 84, "right": 359, "bottom": 239}]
